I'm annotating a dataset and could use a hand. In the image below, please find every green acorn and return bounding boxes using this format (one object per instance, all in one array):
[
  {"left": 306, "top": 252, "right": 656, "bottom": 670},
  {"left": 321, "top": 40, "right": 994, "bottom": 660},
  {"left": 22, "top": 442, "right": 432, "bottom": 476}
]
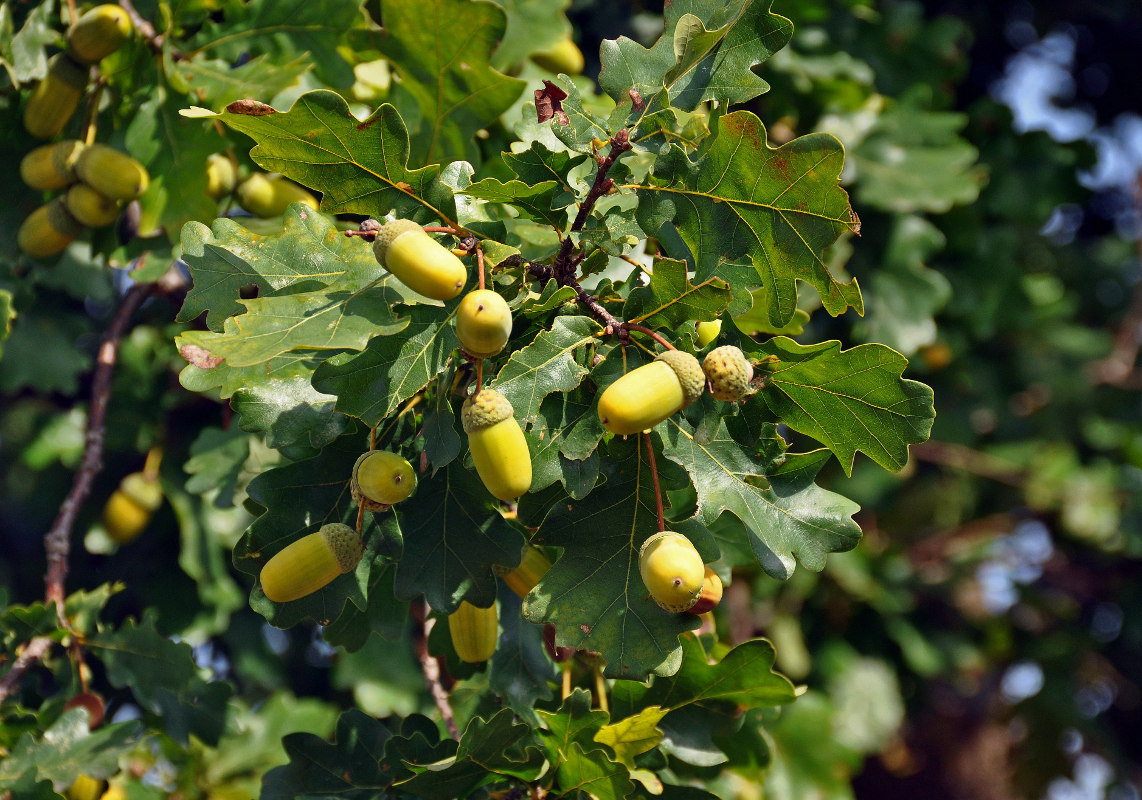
[
  {"left": 373, "top": 219, "right": 467, "bottom": 301},
  {"left": 17, "top": 198, "right": 83, "bottom": 259},
  {"left": 66, "top": 4, "right": 133, "bottom": 65},
  {"left": 462, "top": 388, "right": 532, "bottom": 501},
  {"left": 596, "top": 350, "right": 704, "bottom": 435},
  {"left": 20, "top": 140, "right": 86, "bottom": 191},
  {"left": 259, "top": 523, "right": 363, "bottom": 603},
  {"left": 639, "top": 531, "right": 704, "bottom": 613},
  {"left": 449, "top": 601, "right": 499, "bottom": 663},
  {"left": 76, "top": 144, "right": 150, "bottom": 201},
  {"left": 65, "top": 183, "right": 121, "bottom": 227},
  {"left": 23, "top": 54, "right": 89, "bottom": 139}
]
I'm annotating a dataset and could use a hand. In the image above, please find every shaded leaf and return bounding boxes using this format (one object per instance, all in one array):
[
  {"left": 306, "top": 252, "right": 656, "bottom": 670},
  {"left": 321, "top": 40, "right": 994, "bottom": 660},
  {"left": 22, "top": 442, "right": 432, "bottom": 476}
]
[
  {"left": 489, "top": 591, "right": 556, "bottom": 722},
  {"left": 555, "top": 742, "right": 635, "bottom": 800},
  {"left": 490, "top": 0, "right": 573, "bottom": 70},
  {"left": 623, "top": 258, "right": 732, "bottom": 329},
  {"left": 461, "top": 178, "right": 568, "bottom": 228},
  {"left": 0, "top": 710, "right": 142, "bottom": 791},
  {"left": 641, "top": 635, "right": 796, "bottom": 710}
]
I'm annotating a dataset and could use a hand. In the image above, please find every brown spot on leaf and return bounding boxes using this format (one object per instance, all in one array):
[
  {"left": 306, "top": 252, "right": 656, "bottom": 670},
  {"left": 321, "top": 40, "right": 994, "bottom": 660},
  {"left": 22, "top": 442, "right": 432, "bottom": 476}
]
[
  {"left": 535, "top": 80, "right": 569, "bottom": 125},
  {"left": 179, "top": 345, "right": 223, "bottom": 369},
  {"left": 579, "top": 623, "right": 591, "bottom": 635},
  {"left": 225, "top": 98, "right": 276, "bottom": 116},
  {"left": 395, "top": 181, "right": 413, "bottom": 193}
]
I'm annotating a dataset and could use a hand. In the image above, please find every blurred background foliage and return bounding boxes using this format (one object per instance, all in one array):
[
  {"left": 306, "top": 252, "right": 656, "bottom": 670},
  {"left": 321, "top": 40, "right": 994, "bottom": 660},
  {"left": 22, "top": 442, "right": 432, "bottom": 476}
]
[{"left": 1, "top": 0, "right": 1139, "bottom": 798}]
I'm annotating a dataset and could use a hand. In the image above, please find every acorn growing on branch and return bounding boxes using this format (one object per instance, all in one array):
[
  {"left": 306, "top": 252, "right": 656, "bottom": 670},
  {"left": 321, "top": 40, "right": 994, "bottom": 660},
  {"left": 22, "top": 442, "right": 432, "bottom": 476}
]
[
  {"left": 461, "top": 388, "right": 532, "bottom": 501},
  {"left": 20, "top": 140, "right": 86, "bottom": 191},
  {"left": 17, "top": 198, "right": 84, "bottom": 259},
  {"left": 65, "top": 184, "right": 121, "bottom": 227},
  {"left": 695, "top": 319, "right": 722, "bottom": 348},
  {"left": 352, "top": 450, "right": 416, "bottom": 506},
  {"left": 639, "top": 531, "right": 705, "bottom": 613},
  {"left": 102, "top": 471, "right": 163, "bottom": 545},
  {"left": 597, "top": 350, "right": 705, "bottom": 435},
  {"left": 456, "top": 289, "right": 512, "bottom": 358},
  {"left": 702, "top": 345, "right": 754, "bottom": 402},
  {"left": 65, "top": 4, "right": 133, "bottom": 65},
  {"left": 688, "top": 566, "right": 724, "bottom": 614},
  {"left": 373, "top": 219, "right": 467, "bottom": 301},
  {"left": 23, "top": 54, "right": 88, "bottom": 139},
  {"left": 449, "top": 601, "right": 499, "bottom": 663},
  {"left": 259, "top": 523, "right": 363, "bottom": 604},
  {"left": 530, "top": 37, "right": 585, "bottom": 75},
  {"left": 496, "top": 544, "right": 552, "bottom": 598},
  {"left": 235, "top": 172, "right": 317, "bottom": 217},
  {"left": 75, "top": 144, "right": 150, "bottom": 201},
  {"left": 204, "top": 153, "right": 238, "bottom": 199}
]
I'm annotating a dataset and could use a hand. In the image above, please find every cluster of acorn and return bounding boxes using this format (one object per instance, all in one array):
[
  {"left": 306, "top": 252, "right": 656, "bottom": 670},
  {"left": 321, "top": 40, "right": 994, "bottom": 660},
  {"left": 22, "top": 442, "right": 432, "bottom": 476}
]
[{"left": 17, "top": 5, "right": 149, "bottom": 258}]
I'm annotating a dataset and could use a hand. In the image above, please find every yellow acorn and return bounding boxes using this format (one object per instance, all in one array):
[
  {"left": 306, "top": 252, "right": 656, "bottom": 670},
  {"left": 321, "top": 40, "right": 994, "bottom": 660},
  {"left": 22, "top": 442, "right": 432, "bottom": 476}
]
[
  {"left": 530, "top": 38, "right": 586, "bottom": 75},
  {"left": 17, "top": 198, "right": 83, "bottom": 259},
  {"left": 204, "top": 153, "right": 238, "bottom": 199},
  {"left": 259, "top": 522, "right": 363, "bottom": 604},
  {"left": 702, "top": 345, "right": 754, "bottom": 402},
  {"left": 461, "top": 388, "right": 532, "bottom": 501},
  {"left": 373, "top": 218, "right": 467, "bottom": 301},
  {"left": 449, "top": 600, "right": 499, "bottom": 663},
  {"left": 352, "top": 450, "right": 416, "bottom": 505},
  {"left": 235, "top": 172, "right": 318, "bottom": 217},
  {"left": 66, "top": 775, "right": 105, "bottom": 800},
  {"left": 597, "top": 349, "right": 705, "bottom": 435},
  {"left": 695, "top": 319, "right": 722, "bottom": 349},
  {"left": 20, "top": 140, "right": 86, "bottom": 191},
  {"left": 638, "top": 531, "right": 705, "bottom": 613},
  {"left": 102, "top": 471, "right": 162, "bottom": 545},
  {"left": 496, "top": 544, "right": 552, "bottom": 598},
  {"left": 687, "top": 566, "right": 723, "bottom": 614},
  {"left": 23, "top": 54, "right": 89, "bottom": 139},
  {"left": 75, "top": 144, "right": 149, "bottom": 201},
  {"left": 456, "top": 289, "right": 512, "bottom": 358},
  {"left": 66, "top": 4, "right": 133, "bottom": 65},
  {"left": 65, "top": 184, "right": 121, "bottom": 227}
]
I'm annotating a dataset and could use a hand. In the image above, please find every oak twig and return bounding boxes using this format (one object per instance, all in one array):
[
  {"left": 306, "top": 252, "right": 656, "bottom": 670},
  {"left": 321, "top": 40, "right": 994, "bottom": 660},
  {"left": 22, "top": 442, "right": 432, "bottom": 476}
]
[
  {"left": 118, "top": 0, "right": 179, "bottom": 58},
  {"left": 0, "top": 637, "right": 54, "bottom": 704},
  {"left": 624, "top": 323, "right": 675, "bottom": 351},
  {"left": 411, "top": 599, "right": 460, "bottom": 740}
]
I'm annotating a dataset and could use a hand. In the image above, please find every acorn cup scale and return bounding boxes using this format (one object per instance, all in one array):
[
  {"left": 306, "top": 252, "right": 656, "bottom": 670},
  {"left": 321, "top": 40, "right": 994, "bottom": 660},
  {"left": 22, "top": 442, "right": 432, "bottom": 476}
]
[
  {"left": 597, "top": 350, "right": 705, "bottom": 435},
  {"left": 462, "top": 388, "right": 532, "bottom": 501},
  {"left": 449, "top": 601, "right": 499, "bottom": 663},
  {"left": 639, "top": 531, "right": 705, "bottom": 613},
  {"left": 373, "top": 219, "right": 467, "bottom": 301},
  {"left": 259, "top": 523, "right": 363, "bottom": 604}
]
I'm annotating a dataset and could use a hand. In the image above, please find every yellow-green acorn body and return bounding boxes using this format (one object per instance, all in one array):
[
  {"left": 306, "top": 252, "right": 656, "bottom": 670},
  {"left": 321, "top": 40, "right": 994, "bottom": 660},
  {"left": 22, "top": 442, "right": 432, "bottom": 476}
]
[
  {"left": 66, "top": 4, "right": 133, "bottom": 65},
  {"left": 23, "top": 54, "right": 88, "bottom": 139},
  {"left": 703, "top": 345, "right": 754, "bottom": 402},
  {"left": 259, "top": 523, "right": 363, "bottom": 604},
  {"left": 205, "top": 153, "right": 238, "bottom": 198},
  {"left": 65, "top": 775, "right": 105, "bottom": 800},
  {"left": 102, "top": 472, "right": 163, "bottom": 545},
  {"left": 530, "top": 37, "right": 585, "bottom": 75},
  {"left": 449, "top": 601, "right": 499, "bottom": 663},
  {"left": 235, "top": 172, "right": 318, "bottom": 217},
  {"left": 639, "top": 531, "right": 705, "bottom": 613},
  {"left": 353, "top": 450, "right": 416, "bottom": 505},
  {"left": 18, "top": 198, "right": 84, "bottom": 259},
  {"left": 20, "top": 140, "right": 86, "bottom": 191},
  {"left": 597, "top": 350, "right": 704, "bottom": 435},
  {"left": 695, "top": 319, "right": 722, "bottom": 348},
  {"left": 456, "top": 289, "right": 512, "bottom": 358},
  {"left": 462, "top": 388, "right": 532, "bottom": 501},
  {"left": 498, "top": 544, "right": 552, "bottom": 598},
  {"left": 76, "top": 144, "right": 149, "bottom": 201},
  {"left": 688, "top": 566, "right": 724, "bottom": 614},
  {"left": 66, "top": 184, "right": 121, "bottom": 227},
  {"left": 373, "top": 218, "right": 467, "bottom": 301}
]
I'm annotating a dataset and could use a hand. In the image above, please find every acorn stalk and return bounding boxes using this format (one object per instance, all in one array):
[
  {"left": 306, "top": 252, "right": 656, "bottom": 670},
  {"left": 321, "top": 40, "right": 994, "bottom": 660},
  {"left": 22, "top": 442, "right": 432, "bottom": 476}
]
[{"left": 259, "top": 523, "right": 363, "bottom": 603}]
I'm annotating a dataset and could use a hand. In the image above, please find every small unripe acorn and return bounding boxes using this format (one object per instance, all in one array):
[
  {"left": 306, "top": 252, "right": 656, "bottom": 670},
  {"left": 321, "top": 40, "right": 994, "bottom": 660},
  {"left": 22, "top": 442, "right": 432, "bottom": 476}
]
[
  {"left": 639, "top": 531, "right": 704, "bottom": 613},
  {"left": 597, "top": 349, "right": 704, "bottom": 435},
  {"left": 63, "top": 692, "right": 106, "bottom": 729},
  {"left": 462, "top": 388, "right": 532, "bottom": 501},
  {"left": 23, "top": 54, "right": 89, "bottom": 139},
  {"left": 18, "top": 198, "right": 84, "bottom": 259},
  {"left": 373, "top": 219, "right": 467, "bottom": 301},
  {"left": 20, "top": 140, "right": 86, "bottom": 191},
  {"left": 496, "top": 544, "right": 552, "bottom": 598},
  {"left": 353, "top": 450, "right": 416, "bottom": 505},
  {"left": 102, "top": 471, "right": 162, "bottom": 544},
  {"left": 456, "top": 289, "right": 512, "bottom": 358},
  {"left": 66, "top": 184, "right": 121, "bottom": 227},
  {"left": 76, "top": 144, "right": 150, "bottom": 201},
  {"left": 259, "top": 523, "right": 363, "bottom": 604},
  {"left": 449, "top": 600, "right": 499, "bottom": 663},
  {"left": 66, "top": 4, "right": 133, "bottom": 65},
  {"left": 703, "top": 345, "right": 754, "bottom": 402},
  {"left": 530, "top": 37, "right": 586, "bottom": 75},
  {"left": 687, "top": 566, "right": 723, "bottom": 614},
  {"left": 235, "top": 172, "right": 317, "bottom": 217},
  {"left": 695, "top": 318, "right": 722, "bottom": 349},
  {"left": 204, "top": 153, "right": 238, "bottom": 199},
  {"left": 65, "top": 775, "right": 105, "bottom": 800}
]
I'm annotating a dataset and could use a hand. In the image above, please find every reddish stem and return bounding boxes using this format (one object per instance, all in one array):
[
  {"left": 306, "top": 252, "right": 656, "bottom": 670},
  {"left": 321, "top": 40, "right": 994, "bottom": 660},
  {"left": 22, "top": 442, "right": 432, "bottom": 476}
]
[
  {"left": 624, "top": 323, "right": 675, "bottom": 351},
  {"left": 643, "top": 433, "right": 665, "bottom": 533},
  {"left": 477, "top": 244, "right": 486, "bottom": 291}
]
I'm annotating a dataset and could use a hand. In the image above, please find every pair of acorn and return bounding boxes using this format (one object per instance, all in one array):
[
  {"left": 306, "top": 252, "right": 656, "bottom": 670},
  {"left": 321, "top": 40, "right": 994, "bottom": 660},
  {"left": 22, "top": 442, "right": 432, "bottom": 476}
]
[{"left": 23, "top": 5, "right": 134, "bottom": 139}]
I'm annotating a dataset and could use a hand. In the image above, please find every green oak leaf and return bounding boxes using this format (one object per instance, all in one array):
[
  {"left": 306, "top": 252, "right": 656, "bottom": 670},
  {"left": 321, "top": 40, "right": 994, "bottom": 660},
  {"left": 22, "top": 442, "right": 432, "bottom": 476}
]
[
  {"left": 538, "top": 689, "right": 609, "bottom": 768},
  {"left": 0, "top": 2, "right": 57, "bottom": 85},
  {"left": 322, "top": 563, "right": 410, "bottom": 652},
  {"left": 312, "top": 302, "right": 462, "bottom": 426},
  {"left": 658, "top": 419, "right": 861, "bottom": 579},
  {"left": 642, "top": 635, "right": 796, "bottom": 710},
  {"left": 489, "top": 315, "right": 601, "bottom": 425},
  {"left": 520, "top": 437, "right": 715, "bottom": 678},
  {"left": 528, "top": 389, "right": 607, "bottom": 495},
  {"left": 599, "top": 0, "right": 793, "bottom": 113},
  {"left": 381, "top": 716, "right": 458, "bottom": 785},
  {"left": 637, "top": 111, "right": 862, "bottom": 328},
  {"left": 547, "top": 75, "right": 614, "bottom": 153},
  {"left": 489, "top": 591, "right": 556, "bottom": 723},
  {"left": 489, "top": 0, "right": 573, "bottom": 70},
  {"left": 184, "top": 426, "right": 250, "bottom": 507},
  {"left": 0, "top": 711, "right": 143, "bottom": 791},
  {"left": 89, "top": 614, "right": 233, "bottom": 746},
  {"left": 177, "top": 206, "right": 393, "bottom": 331},
  {"left": 595, "top": 706, "right": 669, "bottom": 768},
  {"left": 167, "top": 53, "right": 311, "bottom": 109},
  {"left": 393, "top": 459, "right": 525, "bottom": 613},
  {"left": 461, "top": 178, "right": 568, "bottom": 228},
  {"left": 731, "top": 285, "right": 810, "bottom": 337},
  {"left": 623, "top": 258, "right": 732, "bottom": 329},
  {"left": 752, "top": 336, "right": 936, "bottom": 474},
  {"left": 191, "top": 92, "right": 459, "bottom": 224},
  {"left": 261, "top": 709, "right": 395, "bottom": 800},
  {"left": 502, "top": 141, "right": 587, "bottom": 209},
  {"left": 378, "top": 0, "right": 526, "bottom": 166},
  {"left": 555, "top": 742, "right": 636, "bottom": 800}
]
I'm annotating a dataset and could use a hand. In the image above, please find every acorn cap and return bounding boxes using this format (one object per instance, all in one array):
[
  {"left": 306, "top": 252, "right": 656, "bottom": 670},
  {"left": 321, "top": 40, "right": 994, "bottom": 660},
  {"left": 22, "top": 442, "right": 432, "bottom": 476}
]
[
  {"left": 703, "top": 345, "right": 755, "bottom": 402},
  {"left": 373, "top": 218, "right": 423, "bottom": 264},
  {"left": 319, "top": 522, "right": 364, "bottom": 574},
  {"left": 461, "top": 388, "right": 515, "bottom": 433},
  {"left": 654, "top": 350, "right": 705, "bottom": 409},
  {"left": 46, "top": 197, "right": 85, "bottom": 239}
]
